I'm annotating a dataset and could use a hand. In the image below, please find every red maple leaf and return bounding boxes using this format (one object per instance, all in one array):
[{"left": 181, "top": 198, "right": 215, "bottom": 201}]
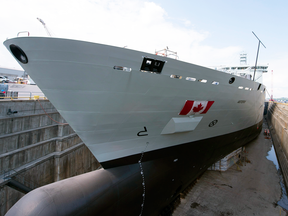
[{"left": 193, "top": 103, "right": 204, "bottom": 112}]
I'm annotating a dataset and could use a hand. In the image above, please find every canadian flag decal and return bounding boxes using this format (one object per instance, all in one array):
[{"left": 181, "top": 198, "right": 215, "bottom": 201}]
[{"left": 179, "top": 100, "right": 214, "bottom": 115}]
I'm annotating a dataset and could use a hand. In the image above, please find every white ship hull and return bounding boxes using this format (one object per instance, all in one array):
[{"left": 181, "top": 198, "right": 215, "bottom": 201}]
[
  {"left": 4, "top": 36, "right": 266, "bottom": 216},
  {"left": 4, "top": 37, "right": 265, "bottom": 168}
]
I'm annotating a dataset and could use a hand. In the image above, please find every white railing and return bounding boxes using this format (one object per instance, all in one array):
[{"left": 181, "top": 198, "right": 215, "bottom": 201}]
[{"left": 0, "top": 91, "right": 46, "bottom": 100}]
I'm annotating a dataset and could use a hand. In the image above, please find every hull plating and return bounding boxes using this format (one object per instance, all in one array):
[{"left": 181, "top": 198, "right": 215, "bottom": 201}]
[
  {"left": 3, "top": 36, "right": 265, "bottom": 215},
  {"left": 3, "top": 37, "right": 265, "bottom": 167}
]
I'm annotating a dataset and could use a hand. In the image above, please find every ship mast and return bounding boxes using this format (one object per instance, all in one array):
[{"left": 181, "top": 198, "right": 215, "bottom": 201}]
[
  {"left": 37, "top": 18, "right": 52, "bottom": 36},
  {"left": 252, "top": 31, "right": 266, "bottom": 81}
]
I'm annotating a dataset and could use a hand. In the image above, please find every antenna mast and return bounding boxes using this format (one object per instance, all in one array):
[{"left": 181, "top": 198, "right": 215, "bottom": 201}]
[
  {"left": 37, "top": 18, "right": 52, "bottom": 36},
  {"left": 252, "top": 31, "right": 266, "bottom": 81},
  {"left": 271, "top": 70, "right": 274, "bottom": 101}
]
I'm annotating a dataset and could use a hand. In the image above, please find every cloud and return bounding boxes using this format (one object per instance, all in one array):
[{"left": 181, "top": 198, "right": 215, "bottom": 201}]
[
  {"left": 4, "top": 0, "right": 286, "bottom": 97},
  {"left": 0, "top": 0, "right": 246, "bottom": 74}
]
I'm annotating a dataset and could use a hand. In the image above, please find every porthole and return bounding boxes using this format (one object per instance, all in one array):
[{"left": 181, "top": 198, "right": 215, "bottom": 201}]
[
  {"left": 170, "top": 75, "right": 182, "bottom": 79},
  {"left": 198, "top": 79, "right": 207, "bottom": 83},
  {"left": 186, "top": 77, "right": 196, "bottom": 81},
  {"left": 212, "top": 81, "right": 219, "bottom": 85},
  {"left": 9, "top": 44, "right": 28, "bottom": 64},
  {"left": 229, "top": 77, "right": 235, "bottom": 84},
  {"left": 113, "top": 66, "right": 132, "bottom": 72}
]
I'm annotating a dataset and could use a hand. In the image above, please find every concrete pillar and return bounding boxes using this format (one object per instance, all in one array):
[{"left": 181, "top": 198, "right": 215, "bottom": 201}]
[
  {"left": 54, "top": 155, "right": 60, "bottom": 182},
  {"left": 56, "top": 140, "right": 62, "bottom": 152},
  {"left": 57, "top": 125, "right": 64, "bottom": 137}
]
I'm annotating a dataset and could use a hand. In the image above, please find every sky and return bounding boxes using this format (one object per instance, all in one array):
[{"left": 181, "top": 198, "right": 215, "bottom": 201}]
[{"left": 1, "top": 0, "right": 287, "bottom": 98}]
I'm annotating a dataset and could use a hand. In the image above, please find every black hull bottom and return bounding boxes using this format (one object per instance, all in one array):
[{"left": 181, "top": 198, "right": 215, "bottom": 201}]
[
  {"left": 6, "top": 121, "right": 262, "bottom": 216},
  {"left": 102, "top": 121, "right": 263, "bottom": 169}
]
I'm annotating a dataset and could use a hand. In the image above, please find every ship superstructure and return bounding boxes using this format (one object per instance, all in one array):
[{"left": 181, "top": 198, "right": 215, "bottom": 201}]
[{"left": 215, "top": 53, "right": 268, "bottom": 84}]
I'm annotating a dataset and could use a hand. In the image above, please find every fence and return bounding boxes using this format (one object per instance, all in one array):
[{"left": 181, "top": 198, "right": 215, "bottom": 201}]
[{"left": 0, "top": 91, "right": 46, "bottom": 100}]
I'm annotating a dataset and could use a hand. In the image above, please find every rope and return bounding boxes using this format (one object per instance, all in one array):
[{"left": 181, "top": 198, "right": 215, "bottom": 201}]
[{"left": 37, "top": 99, "right": 67, "bottom": 125}]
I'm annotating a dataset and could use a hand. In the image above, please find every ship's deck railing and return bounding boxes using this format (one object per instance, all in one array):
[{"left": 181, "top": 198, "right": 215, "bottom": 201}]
[
  {"left": 155, "top": 47, "right": 179, "bottom": 59},
  {"left": 0, "top": 96, "right": 47, "bottom": 100},
  {"left": 17, "top": 31, "right": 30, "bottom": 37}
]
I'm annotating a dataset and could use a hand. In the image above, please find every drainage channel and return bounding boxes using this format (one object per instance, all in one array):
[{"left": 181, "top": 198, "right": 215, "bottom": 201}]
[{"left": 267, "top": 144, "right": 288, "bottom": 210}]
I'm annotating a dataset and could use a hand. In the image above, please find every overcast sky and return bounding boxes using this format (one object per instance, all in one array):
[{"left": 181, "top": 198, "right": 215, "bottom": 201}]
[{"left": 1, "top": 0, "right": 287, "bottom": 98}]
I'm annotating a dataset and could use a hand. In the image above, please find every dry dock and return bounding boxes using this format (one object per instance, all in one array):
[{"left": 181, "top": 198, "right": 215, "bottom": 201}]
[
  {"left": 1, "top": 94, "right": 287, "bottom": 215},
  {"left": 173, "top": 119, "right": 285, "bottom": 216},
  {"left": 0, "top": 100, "right": 100, "bottom": 215}
]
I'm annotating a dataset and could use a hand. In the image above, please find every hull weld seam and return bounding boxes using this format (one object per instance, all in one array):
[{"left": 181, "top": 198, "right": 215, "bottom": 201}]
[{"left": 138, "top": 142, "right": 148, "bottom": 216}]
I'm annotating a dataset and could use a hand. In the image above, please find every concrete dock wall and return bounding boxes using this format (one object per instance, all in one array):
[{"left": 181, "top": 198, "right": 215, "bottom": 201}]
[
  {"left": 0, "top": 100, "right": 100, "bottom": 216},
  {"left": 266, "top": 102, "right": 288, "bottom": 190}
]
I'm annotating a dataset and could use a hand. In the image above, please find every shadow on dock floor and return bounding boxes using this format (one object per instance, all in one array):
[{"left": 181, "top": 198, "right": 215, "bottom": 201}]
[{"left": 173, "top": 119, "right": 286, "bottom": 216}]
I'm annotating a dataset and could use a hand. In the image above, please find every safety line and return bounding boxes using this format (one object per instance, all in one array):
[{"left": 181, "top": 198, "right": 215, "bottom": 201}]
[{"left": 37, "top": 99, "right": 67, "bottom": 125}]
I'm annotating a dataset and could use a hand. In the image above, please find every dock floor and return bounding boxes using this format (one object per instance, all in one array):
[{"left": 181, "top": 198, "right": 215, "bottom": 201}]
[{"left": 173, "top": 119, "right": 286, "bottom": 216}]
